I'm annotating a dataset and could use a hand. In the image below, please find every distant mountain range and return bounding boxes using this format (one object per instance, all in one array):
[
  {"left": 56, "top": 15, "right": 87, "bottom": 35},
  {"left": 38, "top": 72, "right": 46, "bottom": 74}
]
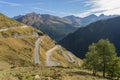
[
  {"left": 59, "top": 16, "right": 120, "bottom": 58},
  {"left": 14, "top": 12, "right": 118, "bottom": 42},
  {"left": 64, "top": 14, "right": 118, "bottom": 27}
]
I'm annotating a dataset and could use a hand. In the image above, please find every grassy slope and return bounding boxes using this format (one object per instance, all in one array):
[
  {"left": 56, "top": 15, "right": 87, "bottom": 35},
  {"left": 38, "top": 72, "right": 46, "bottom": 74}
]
[
  {"left": 0, "top": 35, "right": 56, "bottom": 67},
  {"left": 0, "top": 37, "right": 37, "bottom": 67},
  {"left": 0, "top": 13, "right": 23, "bottom": 28},
  {"left": 0, "top": 30, "right": 81, "bottom": 68},
  {"left": 0, "top": 13, "right": 81, "bottom": 67},
  {"left": 0, "top": 67, "right": 107, "bottom": 80},
  {"left": 0, "top": 26, "right": 34, "bottom": 38},
  {"left": 0, "top": 13, "right": 108, "bottom": 80}
]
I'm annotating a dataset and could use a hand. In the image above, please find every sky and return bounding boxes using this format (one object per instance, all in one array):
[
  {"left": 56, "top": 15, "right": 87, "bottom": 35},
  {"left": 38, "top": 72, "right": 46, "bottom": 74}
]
[{"left": 0, "top": 0, "right": 120, "bottom": 17}]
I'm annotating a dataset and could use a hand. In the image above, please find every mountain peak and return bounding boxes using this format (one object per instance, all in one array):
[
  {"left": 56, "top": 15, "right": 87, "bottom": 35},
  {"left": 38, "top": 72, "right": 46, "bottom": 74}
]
[
  {"left": 85, "top": 14, "right": 97, "bottom": 18},
  {"left": 99, "top": 14, "right": 105, "bottom": 17},
  {"left": 64, "top": 15, "right": 81, "bottom": 19},
  {"left": 26, "top": 12, "right": 39, "bottom": 15}
]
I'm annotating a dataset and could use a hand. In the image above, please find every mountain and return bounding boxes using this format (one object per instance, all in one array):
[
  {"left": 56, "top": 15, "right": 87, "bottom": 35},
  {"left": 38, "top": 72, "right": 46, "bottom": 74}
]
[
  {"left": 0, "top": 13, "right": 81, "bottom": 69},
  {"left": 64, "top": 14, "right": 118, "bottom": 27},
  {"left": 14, "top": 13, "right": 117, "bottom": 42},
  {"left": 59, "top": 16, "right": 120, "bottom": 58},
  {"left": 63, "top": 15, "right": 82, "bottom": 27},
  {"left": 14, "top": 12, "right": 78, "bottom": 42}
]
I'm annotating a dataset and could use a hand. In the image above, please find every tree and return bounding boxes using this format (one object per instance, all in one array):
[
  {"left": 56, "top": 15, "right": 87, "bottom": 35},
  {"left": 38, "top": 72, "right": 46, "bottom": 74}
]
[
  {"left": 107, "top": 57, "right": 120, "bottom": 79},
  {"left": 84, "top": 43, "right": 100, "bottom": 76},
  {"left": 96, "top": 39, "right": 117, "bottom": 77},
  {"left": 84, "top": 39, "right": 117, "bottom": 77}
]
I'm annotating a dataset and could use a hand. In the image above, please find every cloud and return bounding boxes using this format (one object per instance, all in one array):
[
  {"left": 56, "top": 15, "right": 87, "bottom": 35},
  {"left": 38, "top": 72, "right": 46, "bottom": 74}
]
[
  {"left": 0, "top": 1, "right": 21, "bottom": 6},
  {"left": 33, "top": 7, "right": 74, "bottom": 16},
  {"left": 33, "top": 7, "right": 56, "bottom": 13},
  {"left": 76, "top": 0, "right": 120, "bottom": 17}
]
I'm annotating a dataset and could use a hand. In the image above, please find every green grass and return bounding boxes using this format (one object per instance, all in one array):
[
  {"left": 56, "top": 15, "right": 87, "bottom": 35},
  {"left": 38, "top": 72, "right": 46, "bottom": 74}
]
[{"left": 0, "top": 67, "right": 107, "bottom": 80}]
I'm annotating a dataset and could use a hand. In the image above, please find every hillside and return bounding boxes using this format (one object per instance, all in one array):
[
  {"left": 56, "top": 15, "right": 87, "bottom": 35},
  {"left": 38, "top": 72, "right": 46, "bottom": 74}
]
[
  {"left": 59, "top": 16, "right": 120, "bottom": 58},
  {"left": 0, "top": 13, "right": 81, "bottom": 69},
  {"left": 14, "top": 12, "right": 77, "bottom": 42},
  {"left": 64, "top": 15, "right": 82, "bottom": 27},
  {"left": 0, "top": 13, "right": 23, "bottom": 28}
]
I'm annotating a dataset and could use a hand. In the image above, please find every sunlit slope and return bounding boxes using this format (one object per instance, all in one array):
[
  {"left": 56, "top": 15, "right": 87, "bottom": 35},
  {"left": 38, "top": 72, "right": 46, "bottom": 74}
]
[
  {"left": 0, "top": 13, "right": 23, "bottom": 28},
  {"left": 0, "top": 13, "right": 81, "bottom": 69}
]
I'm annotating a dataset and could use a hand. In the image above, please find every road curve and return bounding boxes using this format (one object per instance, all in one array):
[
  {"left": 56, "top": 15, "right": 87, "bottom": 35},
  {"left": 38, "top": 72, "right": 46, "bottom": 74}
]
[
  {"left": 46, "top": 45, "right": 60, "bottom": 66},
  {"left": 59, "top": 45, "right": 72, "bottom": 62},
  {"left": 67, "top": 52, "right": 76, "bottom": 63},
  {"left": 59, "top": 45, "right": 76, "bottom": 63},
  {"left": 34, "top": 36, "right": 44, "bottom": 65}
]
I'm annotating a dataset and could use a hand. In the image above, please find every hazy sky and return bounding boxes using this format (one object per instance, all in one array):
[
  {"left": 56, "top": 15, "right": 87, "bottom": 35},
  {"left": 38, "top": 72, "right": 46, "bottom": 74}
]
[{"left": 0, "top": 0, "right": 120, "bottom": 17}]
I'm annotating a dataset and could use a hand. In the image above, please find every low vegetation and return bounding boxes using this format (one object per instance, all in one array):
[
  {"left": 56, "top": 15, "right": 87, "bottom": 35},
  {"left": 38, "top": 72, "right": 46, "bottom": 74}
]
[
  {"left": 0, "top": 67, "right": 107, "bottom": 80},
  {"left": 0, "top": 26, "right": 34, "bottom": 38},
  {"left": 0, "top": 37, "right": 37, "bottom": 67}
]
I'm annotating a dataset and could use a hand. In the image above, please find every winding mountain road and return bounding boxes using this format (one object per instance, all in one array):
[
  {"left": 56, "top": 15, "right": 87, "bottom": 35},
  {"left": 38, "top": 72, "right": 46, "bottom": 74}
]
[
  {"left": 34, "top": 36, "right": 45, "bottom": 65},
  {"left": 46, "top": 45, "right": 77, "bottom": 66},
  {"left": 0, "top": 25, "right": 28, "bottom": 32},
  {"left": 59, "top": 46, "right": 72, "bottom": 62},
  {"left": 67, "top": 52, "right": 76, "bottom": 63},
  {"left": 0, "top": 25, "right": 46, "bottom": 65},
  {"left": 46, "top": 45, "right": 60, "bottom": 66}
]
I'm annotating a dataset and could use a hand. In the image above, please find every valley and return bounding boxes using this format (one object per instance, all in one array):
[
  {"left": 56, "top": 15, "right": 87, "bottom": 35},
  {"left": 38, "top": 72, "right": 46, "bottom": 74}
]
[
  {"left": 59, "top": 16, "right": 120, "bottom": 58},
  {"left": 1, "top": 0, "right": 120, "bottom": 79},
  {"left": 14, "top": 12, "right": 117, "bottom": 42}
]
